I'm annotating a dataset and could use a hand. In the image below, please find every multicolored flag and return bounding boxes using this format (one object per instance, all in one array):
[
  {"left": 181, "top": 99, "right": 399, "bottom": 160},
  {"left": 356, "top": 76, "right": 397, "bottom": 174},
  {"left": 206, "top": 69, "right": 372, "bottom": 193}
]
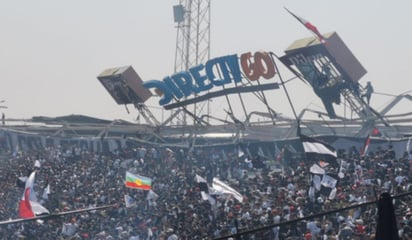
[
  {"left": 285, "top": 8, "right": 326, "bottom": 43},
  {"left": 125, "top": 171, "right": 152, "bottom": 190}
]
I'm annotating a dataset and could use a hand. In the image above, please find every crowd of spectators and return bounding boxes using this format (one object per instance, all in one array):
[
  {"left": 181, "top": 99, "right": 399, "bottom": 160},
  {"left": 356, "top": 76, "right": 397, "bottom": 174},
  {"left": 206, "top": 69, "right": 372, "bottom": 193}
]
[{"left": 1, "top": 139, "right": 412, "bottom": 239}]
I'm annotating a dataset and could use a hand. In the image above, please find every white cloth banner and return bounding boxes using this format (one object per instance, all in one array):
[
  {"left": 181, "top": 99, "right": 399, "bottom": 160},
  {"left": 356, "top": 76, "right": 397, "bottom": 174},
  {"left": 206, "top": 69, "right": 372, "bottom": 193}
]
[
  {"left": 321, "top": 175, "right": 338, "bottom": 189},
  {"left": 212, "top": 178, "right": 243, "bottom": 202},
  {"left": 310, "top": 164, "right": 325, "bottom": 175}
]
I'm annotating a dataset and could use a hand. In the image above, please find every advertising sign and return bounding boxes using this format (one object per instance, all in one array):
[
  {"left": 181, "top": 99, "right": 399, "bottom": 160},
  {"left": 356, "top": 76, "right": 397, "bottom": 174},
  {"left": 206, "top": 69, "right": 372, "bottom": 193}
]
[{"left": 143, "top": 51, "right": 277, "bottom": 107}]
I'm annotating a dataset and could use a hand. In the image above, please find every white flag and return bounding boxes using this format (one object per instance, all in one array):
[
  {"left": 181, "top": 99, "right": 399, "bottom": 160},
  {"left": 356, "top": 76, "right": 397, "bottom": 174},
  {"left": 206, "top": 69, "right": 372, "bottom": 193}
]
[
  {"left": 321, "top": 175, "right": 338, "bottom": 189},
  {"left": 238, "top": 148, "right": 245, "bottom": 158},
  {"left": 34, "top": 160, "right": 41, "bottom": 168},
  {"left": 212, "top": 178, "right": 243, "bottom": 202},
  {"left": 201, "top": 191, "right": 216, "bottom": 205},
  {"left": 42, "top": 184, "right": 50, "bottom": 200},
  {"left": 313, "top": 175, "right": 322, "bottom": 191},
  {"left": 62, "top": 222, "right": 78, "bottom": 236},
  {"left": 310, "top": 164, "right": 325, "bottom": 175},
  {"left": 258, "top": 147, "right": 265, "bottom": 157},
  {"left": 124, "top": 194, "right": 136, "bottom": 208},
  {"left": 195, "top": 174, "right": 207, "bottom": 184},
  {"left": 146, "top": 190, "right": 159, "bottom": 201}
]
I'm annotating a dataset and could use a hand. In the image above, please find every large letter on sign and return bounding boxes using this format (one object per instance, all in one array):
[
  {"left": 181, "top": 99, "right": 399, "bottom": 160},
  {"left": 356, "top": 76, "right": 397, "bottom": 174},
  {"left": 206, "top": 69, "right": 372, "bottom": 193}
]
[
  {"left": 171, "top": 71, "right": 194, "bottom": 97},
  {"left": 190, "top": 64, "right": 213, "bottom": 93},
  {"left": 143, "top": 80, "right": 174, "bottom": 105},
  {"left": 240, "top": 52, "right": 259, "bottom": 81},
  {"left": 241, "top": 51, "right": 276, "bottom": 81},
  {"left": 206, "top": 56, "right": 234, "bottom": 86},
  {"left": 254, "top": 51, "right": 276, "bottom": 79}
]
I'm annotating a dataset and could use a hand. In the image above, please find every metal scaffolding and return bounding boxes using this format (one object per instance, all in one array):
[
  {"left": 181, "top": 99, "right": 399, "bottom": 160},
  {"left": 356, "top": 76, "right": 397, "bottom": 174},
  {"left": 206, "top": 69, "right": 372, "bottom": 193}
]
[{"left": 173, "top": 0, "right": 211, "bottom": 126}]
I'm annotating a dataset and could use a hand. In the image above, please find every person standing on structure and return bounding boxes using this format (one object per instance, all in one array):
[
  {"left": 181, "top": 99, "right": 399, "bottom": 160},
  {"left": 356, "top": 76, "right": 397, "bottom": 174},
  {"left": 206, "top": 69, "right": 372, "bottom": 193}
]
[{"left": 362, "top": 81, "right": 374, "bottom": 105}]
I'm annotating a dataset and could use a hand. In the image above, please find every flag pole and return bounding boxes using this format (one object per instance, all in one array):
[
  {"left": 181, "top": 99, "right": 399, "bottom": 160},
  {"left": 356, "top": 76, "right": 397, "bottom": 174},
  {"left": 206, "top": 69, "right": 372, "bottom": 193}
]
[
  {"left": 284, "top": 7, "right": 326, "bottom": 44},
  {"left": 269, "top": 52, "right": 301, "bottom": 136}
]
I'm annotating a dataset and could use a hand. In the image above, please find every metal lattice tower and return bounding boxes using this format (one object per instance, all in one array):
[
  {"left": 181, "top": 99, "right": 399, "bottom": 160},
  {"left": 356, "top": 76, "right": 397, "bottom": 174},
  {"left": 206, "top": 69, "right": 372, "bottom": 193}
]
[{"left": 173, "top": 0, "right": 211, "bottom": 125}]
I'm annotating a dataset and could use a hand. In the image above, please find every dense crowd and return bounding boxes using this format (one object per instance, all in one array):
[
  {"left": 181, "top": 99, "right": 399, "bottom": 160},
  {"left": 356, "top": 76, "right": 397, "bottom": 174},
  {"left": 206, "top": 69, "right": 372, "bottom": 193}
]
[{"left": 1, "top": 139, "right": 412, "bottom": 239}]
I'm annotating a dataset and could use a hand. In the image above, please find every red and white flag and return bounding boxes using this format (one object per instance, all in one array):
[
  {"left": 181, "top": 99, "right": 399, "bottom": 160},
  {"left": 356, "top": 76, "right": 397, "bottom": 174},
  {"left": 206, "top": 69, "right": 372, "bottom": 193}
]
[
  {"left": 19, "top": 172, "right": 36, "bottom": 218},
  {"left": 18, "top": 171, "right": 49, "bottom": 218},
  {"left": 285, "top": 8, "right": 326, "bottom": 43},
  {"left": 372, "top": 127, "right": 382, "bottom": 137},
  {"left": 360, "top": 135, "right": 371, "bottom": 157}
]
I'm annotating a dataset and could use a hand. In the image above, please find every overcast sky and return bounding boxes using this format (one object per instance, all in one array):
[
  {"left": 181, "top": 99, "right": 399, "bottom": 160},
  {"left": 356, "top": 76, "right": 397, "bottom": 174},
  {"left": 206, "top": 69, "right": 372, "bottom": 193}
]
[{"left": 1, "top": 0, "right": 411, "bottom": 124}]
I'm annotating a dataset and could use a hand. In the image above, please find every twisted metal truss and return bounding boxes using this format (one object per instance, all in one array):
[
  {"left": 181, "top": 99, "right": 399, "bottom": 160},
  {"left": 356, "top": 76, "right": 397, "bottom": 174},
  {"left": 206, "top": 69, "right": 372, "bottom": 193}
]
[{"left": 173, "top": 0, "right": 211, "bottom": 125}]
